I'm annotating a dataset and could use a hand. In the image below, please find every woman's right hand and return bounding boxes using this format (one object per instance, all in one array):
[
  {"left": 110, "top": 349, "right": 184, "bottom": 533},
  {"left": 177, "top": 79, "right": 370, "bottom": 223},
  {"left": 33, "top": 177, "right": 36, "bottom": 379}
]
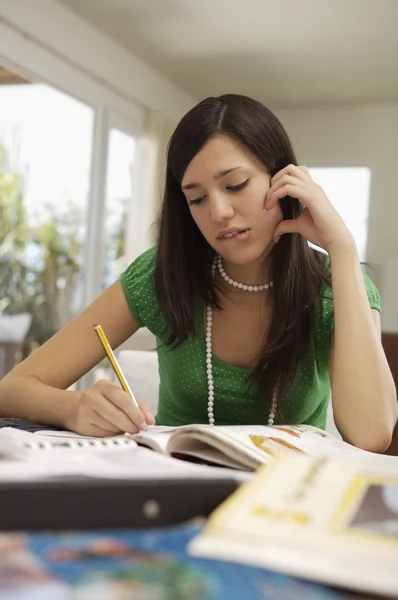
[{"left": 65, "top": 379, "right": 155, "bottom": 437}]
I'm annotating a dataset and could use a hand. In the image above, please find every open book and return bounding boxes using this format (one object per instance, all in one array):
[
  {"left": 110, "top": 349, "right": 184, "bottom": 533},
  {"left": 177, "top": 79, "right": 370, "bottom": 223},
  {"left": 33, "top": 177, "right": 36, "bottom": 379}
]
[
  {"left": 0, "top": 427, "right": 248, "bottom": 483},
  {"left": 127, "top": 423, "right": 398, "bottom": 471},
  {"left": 189, "top": 455, "right": 398, "bottom": 597}
]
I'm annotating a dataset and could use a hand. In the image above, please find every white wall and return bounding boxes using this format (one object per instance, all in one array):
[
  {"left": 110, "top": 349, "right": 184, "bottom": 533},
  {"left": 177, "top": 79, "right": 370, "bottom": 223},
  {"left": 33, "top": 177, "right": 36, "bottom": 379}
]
[{"left": 274, "top": 104, "right": 398, "bottom": 331}]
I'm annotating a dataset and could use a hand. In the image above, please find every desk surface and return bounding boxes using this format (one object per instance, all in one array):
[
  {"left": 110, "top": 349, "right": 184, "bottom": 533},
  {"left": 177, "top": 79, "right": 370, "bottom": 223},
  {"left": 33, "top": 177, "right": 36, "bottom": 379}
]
[
  {"left": 0, "top": 521, "right": 375, "bottom": 600},
  {"left": 0, "top": 418, "right": 387, "bottom": 599}
]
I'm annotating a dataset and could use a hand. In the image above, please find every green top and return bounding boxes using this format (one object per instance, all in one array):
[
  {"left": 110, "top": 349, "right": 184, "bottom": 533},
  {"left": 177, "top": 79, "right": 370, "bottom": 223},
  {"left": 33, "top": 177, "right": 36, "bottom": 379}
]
[{"left": 121, "top": 247, "right": 381, "bottom": 429}]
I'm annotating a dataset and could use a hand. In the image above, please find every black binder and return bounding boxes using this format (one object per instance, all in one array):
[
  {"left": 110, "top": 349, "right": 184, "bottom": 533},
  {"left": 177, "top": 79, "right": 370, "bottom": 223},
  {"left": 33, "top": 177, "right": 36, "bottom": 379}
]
[{"left": 1, "top": 476, "right": 239, "bottom": 531}]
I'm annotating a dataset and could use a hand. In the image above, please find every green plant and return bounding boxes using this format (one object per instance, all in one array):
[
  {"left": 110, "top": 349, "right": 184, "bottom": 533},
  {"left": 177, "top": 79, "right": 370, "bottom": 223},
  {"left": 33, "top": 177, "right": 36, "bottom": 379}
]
[{"left": 0, "top": 142, "right": 83, "bottom": 344}]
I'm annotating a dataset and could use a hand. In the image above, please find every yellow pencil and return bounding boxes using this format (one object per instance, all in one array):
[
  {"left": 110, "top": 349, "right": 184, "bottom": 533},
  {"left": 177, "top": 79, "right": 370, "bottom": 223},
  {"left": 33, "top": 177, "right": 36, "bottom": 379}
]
[{"left": 93, "top": 323, "right": 139, "bottom": 407}]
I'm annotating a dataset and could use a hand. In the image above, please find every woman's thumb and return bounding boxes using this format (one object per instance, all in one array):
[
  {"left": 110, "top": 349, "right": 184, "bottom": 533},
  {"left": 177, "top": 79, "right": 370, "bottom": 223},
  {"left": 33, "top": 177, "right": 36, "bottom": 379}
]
[{"left": 273, "top": 219, "right": 300, "bottom": 242}]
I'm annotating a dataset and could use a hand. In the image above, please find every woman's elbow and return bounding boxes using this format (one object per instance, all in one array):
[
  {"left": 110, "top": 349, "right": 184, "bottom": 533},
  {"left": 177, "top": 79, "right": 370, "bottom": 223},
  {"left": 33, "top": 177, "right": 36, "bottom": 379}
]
[
  {"left": 344, "top": 425, "right": 394, "bottom": 454},
  {"left": 355, "top": 435, "right": 392, "bottom": 454}
]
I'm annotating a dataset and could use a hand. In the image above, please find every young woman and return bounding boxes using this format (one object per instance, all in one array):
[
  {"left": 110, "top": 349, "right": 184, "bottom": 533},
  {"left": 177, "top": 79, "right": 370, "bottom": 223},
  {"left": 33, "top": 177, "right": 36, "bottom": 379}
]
[{"left": 0, "top": 94, "right": 396, "bottom": 451}]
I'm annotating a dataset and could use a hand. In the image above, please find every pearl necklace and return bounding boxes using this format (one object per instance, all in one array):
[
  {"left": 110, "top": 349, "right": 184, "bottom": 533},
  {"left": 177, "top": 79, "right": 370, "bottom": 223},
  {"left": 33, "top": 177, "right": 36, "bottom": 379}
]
[{"left": 206, "top": 255, "right": 278, "bottom": 426}]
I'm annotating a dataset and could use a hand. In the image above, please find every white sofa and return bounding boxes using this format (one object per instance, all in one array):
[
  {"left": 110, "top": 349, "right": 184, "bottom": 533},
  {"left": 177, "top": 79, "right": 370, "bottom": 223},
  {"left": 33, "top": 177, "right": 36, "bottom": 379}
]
[{"left": 117, "top": 347, "right": 160, "bottom": 416}]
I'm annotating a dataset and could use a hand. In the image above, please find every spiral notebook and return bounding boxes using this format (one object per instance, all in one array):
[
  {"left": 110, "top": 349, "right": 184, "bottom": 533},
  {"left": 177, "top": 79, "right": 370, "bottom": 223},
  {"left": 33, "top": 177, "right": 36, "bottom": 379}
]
[
  {"left": 0, "top": 427, "right": 137, "bottom": 457},
  {"left": 0, "top": 426, "right": 249, "bottom": 483}
]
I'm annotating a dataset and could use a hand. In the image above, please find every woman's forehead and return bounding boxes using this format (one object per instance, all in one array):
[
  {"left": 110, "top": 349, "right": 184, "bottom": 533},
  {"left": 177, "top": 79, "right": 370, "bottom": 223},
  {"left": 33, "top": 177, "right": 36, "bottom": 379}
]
[{"left": 182, "top": 136, "right": 257, "bottom": 183}]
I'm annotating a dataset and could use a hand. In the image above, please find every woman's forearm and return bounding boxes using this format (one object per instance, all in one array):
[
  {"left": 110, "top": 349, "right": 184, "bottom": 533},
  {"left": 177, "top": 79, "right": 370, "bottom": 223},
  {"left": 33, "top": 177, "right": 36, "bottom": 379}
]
[
  {"left": 329, "top": 242, "right": 397, "bottom": 451},
  {"left": 0, "top": 375, "right": 80, "bottom": 428}
]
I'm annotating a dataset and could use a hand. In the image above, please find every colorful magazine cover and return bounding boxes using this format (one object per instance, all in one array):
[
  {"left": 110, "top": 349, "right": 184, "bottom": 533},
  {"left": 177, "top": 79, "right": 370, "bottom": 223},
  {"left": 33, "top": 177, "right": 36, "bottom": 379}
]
[{"left": 0, "top": 521, "right": 349, "bottom": 600}]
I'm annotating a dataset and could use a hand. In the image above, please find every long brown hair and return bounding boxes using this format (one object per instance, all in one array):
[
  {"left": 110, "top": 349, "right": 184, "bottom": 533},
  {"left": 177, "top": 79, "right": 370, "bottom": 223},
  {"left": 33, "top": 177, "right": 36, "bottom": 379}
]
[{"left": 154, "top": 94, "right": 330, "bottom": 415}]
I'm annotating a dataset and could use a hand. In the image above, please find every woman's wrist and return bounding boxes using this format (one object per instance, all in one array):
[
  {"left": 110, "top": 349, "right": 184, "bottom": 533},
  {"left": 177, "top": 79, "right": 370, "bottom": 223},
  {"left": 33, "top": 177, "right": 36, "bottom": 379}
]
[
  {"left": 62, "top": 390, "right": 83, "bottom": 431},
  {"left": 327, "top": 236, "right": 358, "bottom": 263}
]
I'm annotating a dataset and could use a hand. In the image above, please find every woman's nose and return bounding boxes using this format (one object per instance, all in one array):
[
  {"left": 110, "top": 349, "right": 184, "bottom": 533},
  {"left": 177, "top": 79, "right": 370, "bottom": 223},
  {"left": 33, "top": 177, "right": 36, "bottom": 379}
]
[{"left": 209, "top": 193, "right": 235, "bottom": 222}]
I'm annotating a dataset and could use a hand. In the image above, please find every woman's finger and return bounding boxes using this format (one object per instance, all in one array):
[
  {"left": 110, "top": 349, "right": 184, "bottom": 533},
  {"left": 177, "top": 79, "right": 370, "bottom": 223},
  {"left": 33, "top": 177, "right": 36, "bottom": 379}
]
[
  {"left": 87, "top": 421, "right": 120, "bottom": 438},
  {"left": 297, "top": 165, "right": 312, "bottom": 177},
  {"left": 266, "top": 175, "right": 305, "bottom": 209},
  {"left": 266, "top": 183, "right": 309, "bottom": 211},
  {"left": 273, "top": 217, "right": 302, "bottom": 238},
  {"left": 273, "top": 209, "right": 314, "bottom": 242},
  {"left": 137, "top": 398, "right": 155, "bottom": 424},
  {"left": 91, "top": 409, "right": 125, "bottom": 435},
  {"left": 97, "top": 380, "right": 148, "bottom": 430},
  {"left": 271, "top": 164, "right": 310, "bottom": 186},
  {"left": 92, "top": 391, "right": 143, "bottom": 433}
]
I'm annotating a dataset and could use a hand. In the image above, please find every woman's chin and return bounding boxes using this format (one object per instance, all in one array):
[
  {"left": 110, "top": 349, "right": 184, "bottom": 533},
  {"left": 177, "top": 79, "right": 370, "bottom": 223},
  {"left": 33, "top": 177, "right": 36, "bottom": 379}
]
[{"left": 217, "top": 240, "right": 274, "bottom": 267}]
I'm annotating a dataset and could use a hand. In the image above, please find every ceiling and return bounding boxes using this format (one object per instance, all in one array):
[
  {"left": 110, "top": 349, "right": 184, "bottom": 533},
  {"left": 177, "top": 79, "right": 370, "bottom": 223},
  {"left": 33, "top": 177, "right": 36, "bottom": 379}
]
[{"left": 59, "top": 0, "right": 398, "bottom": 107}]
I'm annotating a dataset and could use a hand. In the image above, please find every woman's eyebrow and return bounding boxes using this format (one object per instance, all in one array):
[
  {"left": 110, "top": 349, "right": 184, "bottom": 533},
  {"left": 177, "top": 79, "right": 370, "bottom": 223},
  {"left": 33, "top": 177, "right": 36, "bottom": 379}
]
[{"left": 182, "top": 166, "right": 242, "bottom": 190}]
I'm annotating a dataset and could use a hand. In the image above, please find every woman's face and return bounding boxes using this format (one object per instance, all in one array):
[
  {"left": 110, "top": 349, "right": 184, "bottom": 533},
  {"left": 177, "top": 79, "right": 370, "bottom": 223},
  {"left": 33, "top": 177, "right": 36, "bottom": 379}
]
[{"left": 181, "top": 135, "right": 282, "bottom": 267}]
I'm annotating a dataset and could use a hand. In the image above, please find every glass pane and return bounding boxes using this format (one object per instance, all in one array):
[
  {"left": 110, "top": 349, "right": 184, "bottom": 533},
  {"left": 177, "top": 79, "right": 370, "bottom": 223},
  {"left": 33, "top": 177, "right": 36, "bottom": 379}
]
[
  {"left": 0, "top": 66, "right": 94, "bottom": 360},
  {"left": 103, "top": 128, "right": 136, "bottom": 290},
  {"left": 309, "top": 167, "right": 371, "bottom": 261}
]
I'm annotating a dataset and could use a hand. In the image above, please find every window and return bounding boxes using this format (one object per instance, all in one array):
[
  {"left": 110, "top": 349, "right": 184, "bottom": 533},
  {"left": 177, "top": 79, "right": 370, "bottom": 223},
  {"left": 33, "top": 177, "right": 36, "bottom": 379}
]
[
  {"left": 0, "top": 73, "right": 93, "bottom": 345},
  {"left": 308, "top": 167, "right": 371, "bottom": 261},
  {"left": 103, "top": 128, "right": 136, "bottom": 290}
]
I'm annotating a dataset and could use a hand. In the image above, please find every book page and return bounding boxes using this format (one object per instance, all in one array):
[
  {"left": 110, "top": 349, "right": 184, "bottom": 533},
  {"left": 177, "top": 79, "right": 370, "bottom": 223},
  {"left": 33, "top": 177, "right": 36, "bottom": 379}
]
[
  {"left": 125, "top": 424, "right": 221, "bottom": 454},
  {"left": 0, "top": 427, "right": 250, "bottom": 483},
  {"left": 126, "top": 426, "right": 184, "bottom": 453},
  {"left": 0, "top": 439, "right": 250, "bottom": 484},
  {"left": 189, "top": 455, "right": 398, "bottom": 596},
  {"left": 36, "top": 425, "right": 181, "bottom": 453},
  {"left": 172, "top": 424, "right": 398, "bottom": 469},
  {"left": 36, "top": 425, "right": 182, "bottom": 439},
  {"left": 166, "top": 424, "right": 312, "bottom": 469},
  {"left": 33, "top": 423, "right": 398, "bottom": 471}
]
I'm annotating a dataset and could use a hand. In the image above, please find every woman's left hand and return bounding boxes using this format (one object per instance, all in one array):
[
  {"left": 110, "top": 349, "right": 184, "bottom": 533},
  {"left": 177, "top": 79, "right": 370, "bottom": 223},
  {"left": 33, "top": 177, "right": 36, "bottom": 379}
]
[{"left": 266, "top": 164, "right": 355, "bottom": 254}]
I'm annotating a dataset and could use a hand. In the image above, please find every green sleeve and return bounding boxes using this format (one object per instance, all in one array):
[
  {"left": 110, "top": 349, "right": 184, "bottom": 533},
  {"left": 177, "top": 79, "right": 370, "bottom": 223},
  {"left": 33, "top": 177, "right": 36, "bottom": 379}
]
[
  {"left": 120, "top": 246, "right": 158, "bottom": 330},
  {"left": 362, "top": 271, "right": 381, "bottom": 312},
  {"left": 320, "top": 263, "right": 381, "bottom": 338}
]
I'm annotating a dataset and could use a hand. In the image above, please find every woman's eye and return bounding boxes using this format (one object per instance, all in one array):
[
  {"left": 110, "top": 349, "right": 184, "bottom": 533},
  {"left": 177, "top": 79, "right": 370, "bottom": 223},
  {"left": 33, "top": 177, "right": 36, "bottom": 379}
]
[
  {"left": 226, "top": 178, "right": 250, "bottom": 192},
  {"left": 188, "top": 179, "right": 249, "bottom": 205},
  {"left": 189, "top": 195, "right": 206, "bottom": 206}
]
